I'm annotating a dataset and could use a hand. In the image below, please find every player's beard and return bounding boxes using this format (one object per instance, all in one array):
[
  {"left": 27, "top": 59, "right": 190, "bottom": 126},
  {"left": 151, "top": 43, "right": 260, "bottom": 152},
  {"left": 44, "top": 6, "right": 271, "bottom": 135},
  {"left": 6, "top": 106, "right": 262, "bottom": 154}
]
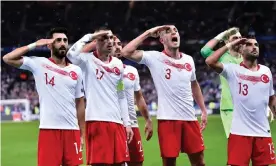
[
  {"left": 53, "top": 46, "right": 67, "bottom": 59},
  {"left": 244, "top": 52, "right": 259, "bottom": 61},
  {"left": 232, "top": 44, "right": 242, "bottom": 52}
]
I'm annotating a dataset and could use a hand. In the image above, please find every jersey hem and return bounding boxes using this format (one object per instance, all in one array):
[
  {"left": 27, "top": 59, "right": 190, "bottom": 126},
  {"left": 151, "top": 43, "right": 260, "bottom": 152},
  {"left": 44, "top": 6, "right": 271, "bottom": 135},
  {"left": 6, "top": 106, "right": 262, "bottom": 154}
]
[
  {"left": 230, "top": 132, "right": 271, "bottom": 137},
  {"left": 39, "top": 126, "right": 80, "bottom": 130},
  {"left": 85, "top": 119, "right": 123, "bottom": 125},
  {"left": 157, "top": 117, "right": 198, "bottom": 121}
]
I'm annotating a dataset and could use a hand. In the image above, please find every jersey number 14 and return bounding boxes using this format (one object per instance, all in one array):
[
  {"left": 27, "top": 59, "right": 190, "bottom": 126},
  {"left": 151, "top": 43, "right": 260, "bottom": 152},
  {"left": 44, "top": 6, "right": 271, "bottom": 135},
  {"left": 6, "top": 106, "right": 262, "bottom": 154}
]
[{"left": 45, "top": 73, "right": 55, "bottom": 86}]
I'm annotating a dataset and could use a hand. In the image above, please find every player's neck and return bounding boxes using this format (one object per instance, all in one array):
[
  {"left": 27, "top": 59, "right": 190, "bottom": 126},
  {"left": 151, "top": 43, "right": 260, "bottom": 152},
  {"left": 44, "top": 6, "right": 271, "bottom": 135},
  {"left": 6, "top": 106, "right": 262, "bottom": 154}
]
[
  {"left": 242, "top": 60, "right": 259, "bottom": 71},
  {"left": 164, "top": 48, "right": 180, "bottom": 59},
  {"left": 229, "top": 49, "right": 241, "bottom": 58},
  {"left": 96, "top": 50, "right": 111, "bottom": 64},
  {"left": 50, "top": 55, "right": 67, "bottom": 67}
]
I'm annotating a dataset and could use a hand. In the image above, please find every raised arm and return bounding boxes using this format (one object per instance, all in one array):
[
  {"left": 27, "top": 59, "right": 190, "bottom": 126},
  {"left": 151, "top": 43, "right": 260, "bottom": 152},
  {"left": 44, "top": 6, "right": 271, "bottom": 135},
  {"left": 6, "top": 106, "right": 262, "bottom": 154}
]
[
  {"left": 67, "top": 31, "right": 110, "bottom": 65},
  {"left": 121, "top": 25, "right": 170, "bottom": 62},
  {"left": 200, "top": 27, "right": 239, "bottom": 58},
  {"left": 3, "top": 39, "right": 54, "bottom": 68},
  {"left": 81, "top": 40, "right": 97, "bottom": 53},
  {"left": 205, "top": 38, "right": 246, "bottom": 73}
]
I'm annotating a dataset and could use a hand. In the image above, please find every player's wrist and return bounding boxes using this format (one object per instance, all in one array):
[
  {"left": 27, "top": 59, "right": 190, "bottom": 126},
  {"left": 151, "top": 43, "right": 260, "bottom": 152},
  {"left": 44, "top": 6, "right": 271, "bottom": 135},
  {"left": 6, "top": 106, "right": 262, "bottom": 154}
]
[
  {"left": 27, "top": 42, "right": 37, "bottom": 51},
  {"left": 201, "top": 109, "right": 207, "bottom": 115},
  {"left": 144, "top": 30, "right": 151, "bottom": 38},
  {"left": 82, "top": 34, "right": 94, "bottom": 42}
]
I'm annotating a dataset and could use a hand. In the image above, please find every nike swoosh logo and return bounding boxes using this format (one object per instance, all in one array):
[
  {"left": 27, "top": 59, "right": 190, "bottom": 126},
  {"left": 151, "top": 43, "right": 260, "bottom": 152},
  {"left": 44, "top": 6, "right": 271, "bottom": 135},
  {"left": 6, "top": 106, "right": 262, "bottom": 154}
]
[
  {"left": 79, "top": 158, "right": 83, "bottom": 161},
  {"left": 271, "top": 156, "right": 275, "bottom": 160}
]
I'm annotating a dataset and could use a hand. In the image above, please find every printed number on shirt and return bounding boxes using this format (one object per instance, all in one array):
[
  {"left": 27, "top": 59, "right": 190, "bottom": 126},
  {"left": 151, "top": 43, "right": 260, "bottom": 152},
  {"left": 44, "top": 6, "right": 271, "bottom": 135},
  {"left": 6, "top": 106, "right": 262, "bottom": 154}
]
[
  {"left": 238, "top": 82, "right": 248, "bottom": 96},
  {"left": 45, "top": 73, "right": 55, "bottom": 86},
  {"left": 96, "top": 69, "right": 105, "bottom": 80},
  {"left": 165, "top": 68, "right": 171, "bottom": 79}
]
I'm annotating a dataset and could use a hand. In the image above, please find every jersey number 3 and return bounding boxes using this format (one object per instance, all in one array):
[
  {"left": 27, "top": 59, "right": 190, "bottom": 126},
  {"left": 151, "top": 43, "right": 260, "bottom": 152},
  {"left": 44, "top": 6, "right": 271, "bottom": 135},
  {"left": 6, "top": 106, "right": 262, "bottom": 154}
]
[
  {"left": 165, "top": 68, "right": 171, "bottom": 79},
  {"left": 45, "top": 73, "right": 55, "bottom": 86}
]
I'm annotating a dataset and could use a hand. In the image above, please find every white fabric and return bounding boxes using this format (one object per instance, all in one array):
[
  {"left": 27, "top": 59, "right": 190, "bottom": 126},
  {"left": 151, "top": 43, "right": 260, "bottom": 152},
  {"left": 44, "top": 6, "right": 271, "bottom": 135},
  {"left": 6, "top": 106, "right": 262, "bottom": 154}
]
[
  {"left": 67, "top": 48, "right": 130, "bottom": 125},
  {"left": 221, "top": 63, "right": 274, "bottom": 137},
  {"left": 20, "top": 57, "right": 84, "bottom": 129},
  {"left": 123, "top": 65, "right": 141, "bottom": 127},
  {"left": 139, "top": 51, "right": 197, "bottom": 121}
]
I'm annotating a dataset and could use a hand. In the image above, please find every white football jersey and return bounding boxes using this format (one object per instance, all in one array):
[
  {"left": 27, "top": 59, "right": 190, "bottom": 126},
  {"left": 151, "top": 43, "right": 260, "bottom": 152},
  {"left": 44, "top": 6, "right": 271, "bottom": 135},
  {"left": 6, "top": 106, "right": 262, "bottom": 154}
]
[
  {"left": 68, "top": 51, "right": 126, "bottom": 124},
  {"left": 19, "top": 57, "right": 84, "bottom": 130},
  {"left": 221, "top": 63, "right": 274, "bottom": 137},
  {"left": 139, "top": 51, "right": 197, "bottom": 121},
  {"left": 123, "top": 65, "right": 141, "bottom": 127}
]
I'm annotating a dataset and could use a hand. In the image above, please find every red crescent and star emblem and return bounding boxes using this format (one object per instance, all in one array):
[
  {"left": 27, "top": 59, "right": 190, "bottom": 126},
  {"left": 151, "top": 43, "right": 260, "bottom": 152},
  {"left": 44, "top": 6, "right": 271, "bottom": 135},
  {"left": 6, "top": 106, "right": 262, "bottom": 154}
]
[
  {"left": 127, "top": 73, "right": 135, "bottom": 81},
  {"left": 260, "top": 74, "right": 269, "bottom": 83},
  {"left": 184, "top": 63, "right": 192, "bottom": 71},
  {"left": 69, "top": 71, "right": 78, "bottom": 80},
  {"left": 113, "top": 67, "right": 120, "bottom": 75}
]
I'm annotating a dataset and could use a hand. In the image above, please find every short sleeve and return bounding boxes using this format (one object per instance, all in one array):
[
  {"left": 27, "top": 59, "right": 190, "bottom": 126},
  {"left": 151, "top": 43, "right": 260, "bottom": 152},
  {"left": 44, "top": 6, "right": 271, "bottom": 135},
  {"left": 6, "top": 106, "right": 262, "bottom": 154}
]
[
  {"left": 75, "top": 69, "right": 85, "bottom": 98},
  {"left": 220, "top": 63, "right": 236, "bottom": 80},
  {"left": 138, "top": 51, "right": 158, "bottom": 67},
  {"left": 190, "top": 58, "right": 197, "bottom": 81},
  {"left": 134, "top": 69, "right": 141, "bottom": 91},
  {"left": 19, "top": 56, "right": 39, "bottom": 74}
]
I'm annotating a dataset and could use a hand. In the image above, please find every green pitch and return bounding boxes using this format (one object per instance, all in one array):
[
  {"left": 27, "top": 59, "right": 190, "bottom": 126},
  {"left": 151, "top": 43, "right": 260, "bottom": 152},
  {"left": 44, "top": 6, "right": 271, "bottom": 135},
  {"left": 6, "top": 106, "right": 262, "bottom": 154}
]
[{"left": 1, "top": 115, "right": 276, "bottom": 166}]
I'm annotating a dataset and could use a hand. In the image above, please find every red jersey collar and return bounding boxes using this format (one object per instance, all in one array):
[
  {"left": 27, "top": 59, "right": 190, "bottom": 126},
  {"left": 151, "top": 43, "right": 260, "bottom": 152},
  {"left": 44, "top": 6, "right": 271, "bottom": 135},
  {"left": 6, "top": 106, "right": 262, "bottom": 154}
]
[
  {"left": 162, "top": 50, "right": 182, "bottom": 59},
  {"left": 48, "top": 57, "right": 69, "bottom": 66},
  {"left": 240, "top": 62, "right": 260, "bottom": 71},
  {"left": 93, "top": 51, "right": 112, "bottom": 63}
]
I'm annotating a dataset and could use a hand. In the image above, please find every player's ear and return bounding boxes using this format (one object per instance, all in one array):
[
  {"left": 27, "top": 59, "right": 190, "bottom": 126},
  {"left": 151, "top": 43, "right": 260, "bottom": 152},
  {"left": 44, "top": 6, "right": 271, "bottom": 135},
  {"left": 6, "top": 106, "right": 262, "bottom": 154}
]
[
  {"left": 159, "top": 37, "right": 164, "bottom": 44},
  {"left": 47, "top": 43, "right": 52, "bottom": 50}
]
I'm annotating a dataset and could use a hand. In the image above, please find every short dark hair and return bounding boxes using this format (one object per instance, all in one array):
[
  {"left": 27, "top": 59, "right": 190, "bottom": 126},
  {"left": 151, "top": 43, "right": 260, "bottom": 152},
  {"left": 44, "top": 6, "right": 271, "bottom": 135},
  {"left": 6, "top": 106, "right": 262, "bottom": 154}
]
[
  {"left": 245, "top": 35, "right": 256, "bottom": 39},
  {"left": 94, "top": 26, "right": 111, "bottom": 33},
  {"left": 47, "top": 27, "right": 68, "bottom": 39},
  {"left": 113, "top": 34, "right": 121, "bottom": 40}
]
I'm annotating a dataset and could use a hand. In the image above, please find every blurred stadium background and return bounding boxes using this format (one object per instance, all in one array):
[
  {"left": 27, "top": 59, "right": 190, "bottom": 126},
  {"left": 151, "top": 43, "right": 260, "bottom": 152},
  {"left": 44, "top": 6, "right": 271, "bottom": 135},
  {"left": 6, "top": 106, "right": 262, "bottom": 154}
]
[{"left": 1, "top": 1, "right": 276, "bottom": 166}]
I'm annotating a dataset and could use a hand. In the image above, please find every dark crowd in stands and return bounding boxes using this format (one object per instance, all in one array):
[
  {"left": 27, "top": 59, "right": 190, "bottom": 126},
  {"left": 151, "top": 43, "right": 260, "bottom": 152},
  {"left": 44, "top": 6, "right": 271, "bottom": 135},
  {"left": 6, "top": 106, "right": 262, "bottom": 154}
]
[{"left": 1, "top": 1, "right": 276, "bottom": 111}]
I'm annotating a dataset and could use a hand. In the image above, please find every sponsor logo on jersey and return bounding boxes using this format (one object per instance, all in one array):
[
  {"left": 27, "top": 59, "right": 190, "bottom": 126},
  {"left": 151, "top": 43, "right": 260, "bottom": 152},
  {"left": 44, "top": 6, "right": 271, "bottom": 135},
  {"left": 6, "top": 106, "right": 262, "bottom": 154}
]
[
  {"left": 100, "top": 66, "right": 121, "bottom": 75},
  {"left": 238, "top": 73, "right": 269, "bottom": 84},
  {"left": 163, "top": 59, "right": 192, "bottom": 71},
  {"left": 42, "top": 64, "right": 78, "bottom": 80}
]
